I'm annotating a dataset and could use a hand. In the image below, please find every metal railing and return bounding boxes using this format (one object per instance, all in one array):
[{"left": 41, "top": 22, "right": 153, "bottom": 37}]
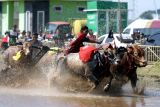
[{"left": 140, "top": 45, "right": 160, "bottom": 64}]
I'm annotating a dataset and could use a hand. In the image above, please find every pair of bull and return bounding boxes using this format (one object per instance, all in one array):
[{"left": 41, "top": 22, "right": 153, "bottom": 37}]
[
  {"left": 47, "top": 44, "right": 147, "bottom": 93},
  {"left": 2, "top": 42, "right": 147, "bottom": 93}
]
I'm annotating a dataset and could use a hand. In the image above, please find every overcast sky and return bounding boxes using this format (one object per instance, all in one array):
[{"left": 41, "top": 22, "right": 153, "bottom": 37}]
[{"left": 113, "top": 0, "right": 160, "bottom": 19}]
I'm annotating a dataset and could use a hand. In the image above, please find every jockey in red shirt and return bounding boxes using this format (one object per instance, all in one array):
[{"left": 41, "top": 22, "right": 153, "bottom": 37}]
[{"left": 65, "top": 26, "right": 100, "bottom": 55}]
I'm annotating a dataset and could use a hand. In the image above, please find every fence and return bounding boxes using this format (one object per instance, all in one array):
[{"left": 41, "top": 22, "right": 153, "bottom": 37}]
[{"left": 140, "top": 45, "right": 160, "bottom": 64}]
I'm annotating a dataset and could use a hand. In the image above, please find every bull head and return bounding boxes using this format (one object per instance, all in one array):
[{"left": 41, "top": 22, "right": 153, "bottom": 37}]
[{"left": 127, "top": 45, "right": 147, "bottom": 67}]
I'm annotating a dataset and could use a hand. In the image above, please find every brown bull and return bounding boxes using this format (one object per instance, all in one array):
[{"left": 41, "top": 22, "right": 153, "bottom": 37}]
[{"left": 103, "top": 44, "right": 147, "bottom": 93}]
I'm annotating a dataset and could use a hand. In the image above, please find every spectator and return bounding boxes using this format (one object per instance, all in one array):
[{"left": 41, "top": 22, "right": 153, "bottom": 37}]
[
  {"left": 9, "top": 25, "right": 18, "bottom": 46},
  {"left": 19, "top": 30, "right": 26, "bottom": 39},
  {"left": 25, "top": 31, "right": 32, "bottom": 42},
  {"left": 1, "top": 31, "right": 9, "bottom": 50},
  {"left": 38, "top": 31, "right": 44, "bottom": 41}
]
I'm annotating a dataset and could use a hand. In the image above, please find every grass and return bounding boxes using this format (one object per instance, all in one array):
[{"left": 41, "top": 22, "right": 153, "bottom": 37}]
[{"left": 137, "top": 62, "right": 160, "bottom": 78}]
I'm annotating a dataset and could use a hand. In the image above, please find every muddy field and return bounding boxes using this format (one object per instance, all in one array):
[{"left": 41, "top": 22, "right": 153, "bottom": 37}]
[
  {"left": 0, "top": 53, "right": 160, "bottom": 107},
  {"left": 0, "top": 76, "right": 160, "bottom": 107}
]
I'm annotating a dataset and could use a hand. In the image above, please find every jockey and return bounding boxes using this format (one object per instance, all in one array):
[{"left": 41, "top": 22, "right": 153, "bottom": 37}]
[
  {"left": 30, "top": 33, "right": 43, "bottom": 48},
  {"left": 29, "top": 33, "right": 43, "bottom": 60},
  {"left": 25, "top": 31, "right": 32, "bottom": 42},
  {"left": 65, "top": 26, "right": 101, "bottom": 55}
]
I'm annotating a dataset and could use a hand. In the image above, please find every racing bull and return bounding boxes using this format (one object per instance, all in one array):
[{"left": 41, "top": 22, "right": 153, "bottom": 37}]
[{"left": 103, "top": 44, "right": 147, "bottom": 93}]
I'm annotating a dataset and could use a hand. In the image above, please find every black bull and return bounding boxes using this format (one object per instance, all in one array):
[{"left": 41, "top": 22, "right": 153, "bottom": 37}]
[{"left": 48, "top": 44, "right": 147, "bottom": 92}]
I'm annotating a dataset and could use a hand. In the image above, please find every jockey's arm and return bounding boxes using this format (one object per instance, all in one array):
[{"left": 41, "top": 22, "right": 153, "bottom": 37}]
[{"left": 85, "top": 37, "right": 101, "bottom": 44}]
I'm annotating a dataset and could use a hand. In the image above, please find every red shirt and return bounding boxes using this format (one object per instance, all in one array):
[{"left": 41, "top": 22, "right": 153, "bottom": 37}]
[
  {"left": 2, "top": 36, "right": 9, "bottom": 43},
  {"left": 65, "top": 33, "right": 89, "bottom": 55},
  {"left": 70, "top": 33, "right": 86, "bottom": 47}
]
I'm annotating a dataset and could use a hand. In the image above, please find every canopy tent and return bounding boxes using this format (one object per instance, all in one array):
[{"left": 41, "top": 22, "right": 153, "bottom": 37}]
[{"left": 127, "top": 19, "right": 160, "bottom": 28}]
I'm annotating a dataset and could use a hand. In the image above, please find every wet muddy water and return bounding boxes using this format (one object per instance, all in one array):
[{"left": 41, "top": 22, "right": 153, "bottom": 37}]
[
  {"left": 0, "top": 54, "right": 159, "bottom": 107},
  {"left": 0, "top": 76, "right": 160, "bottom": 107}
]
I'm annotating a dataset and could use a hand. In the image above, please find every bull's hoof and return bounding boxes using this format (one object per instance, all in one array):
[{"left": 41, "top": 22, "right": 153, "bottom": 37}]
[
  {"left": 91, "top": 82, "right": 97, "bottom": 89},
  {"left": 133, "top": 86, "right": 145, "bottom": 95},
  {"left": 87, "top": 86, "right": 96, "bottom": 93},
  {"left": 87, "top": 82, "right": 98, "bottom": 93},
  {"left": 104, "top": 84, "right": 110, "bottom": 92},
  {"left": 133, "top": 87, "right": 138, "bottom": 94}
]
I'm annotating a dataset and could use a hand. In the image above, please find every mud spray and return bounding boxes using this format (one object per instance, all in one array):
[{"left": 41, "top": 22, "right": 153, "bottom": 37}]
[{"left": 0, "top": 52, "right": 160, "bottom": 100}]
